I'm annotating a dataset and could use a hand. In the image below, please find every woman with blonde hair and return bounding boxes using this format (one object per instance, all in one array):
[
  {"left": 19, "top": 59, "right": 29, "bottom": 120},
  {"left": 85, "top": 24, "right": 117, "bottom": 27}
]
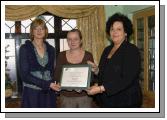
[{"left": 19, "top": 18, "right": 60, "bottom": 108}]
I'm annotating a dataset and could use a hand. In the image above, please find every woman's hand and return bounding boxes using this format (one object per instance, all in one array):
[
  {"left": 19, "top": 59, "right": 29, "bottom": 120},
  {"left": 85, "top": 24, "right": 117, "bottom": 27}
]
[
  {"left": 50, "top": 82, "right": 61, "bottom": 91},
  {"left": 87, "top": 61, "right": 99, "bottom": 75},
  {"left": 87, "top": 84, "right": 105, "bottom": 95},
  {"left": 87, "top": 85, "right": 101, "bottom": 95}
]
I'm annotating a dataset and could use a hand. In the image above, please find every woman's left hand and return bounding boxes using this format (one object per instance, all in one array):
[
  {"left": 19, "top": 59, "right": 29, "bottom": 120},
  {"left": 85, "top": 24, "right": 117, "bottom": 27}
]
[{"left": 87, "top": 85, "right": 101, "bottom": 95}]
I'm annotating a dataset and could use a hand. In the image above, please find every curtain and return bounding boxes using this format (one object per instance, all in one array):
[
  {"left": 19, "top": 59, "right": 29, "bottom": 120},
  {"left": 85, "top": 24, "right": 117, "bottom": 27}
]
[
  {"left": 5, "top": 5, "right": 106, "bottom": 64},
  {"left": 77, "top": 6, "right": 106, "bottom": 64},
  {"left": 5, "top": 5, "right": 46, "bottom": 21}
]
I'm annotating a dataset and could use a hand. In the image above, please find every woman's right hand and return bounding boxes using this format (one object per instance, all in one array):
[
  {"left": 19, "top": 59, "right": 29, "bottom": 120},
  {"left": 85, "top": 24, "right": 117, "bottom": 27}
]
[
  {"left": 87, "top": 61, "right": 99, "bottom": 75},
  {"left": 50, "top": 83, "right": 61, "bottom": 91}
]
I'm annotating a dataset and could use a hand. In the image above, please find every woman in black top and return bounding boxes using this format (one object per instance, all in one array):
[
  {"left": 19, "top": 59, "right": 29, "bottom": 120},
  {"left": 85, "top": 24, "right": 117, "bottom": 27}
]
[{"left": 87, "top": 13, "right": 143, "bottom": 108}]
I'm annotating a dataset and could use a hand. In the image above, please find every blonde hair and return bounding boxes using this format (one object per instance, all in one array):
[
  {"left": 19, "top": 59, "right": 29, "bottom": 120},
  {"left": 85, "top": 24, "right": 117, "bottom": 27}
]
[{"left": 30, "top": 18, "right": 48, "bottom": 41}]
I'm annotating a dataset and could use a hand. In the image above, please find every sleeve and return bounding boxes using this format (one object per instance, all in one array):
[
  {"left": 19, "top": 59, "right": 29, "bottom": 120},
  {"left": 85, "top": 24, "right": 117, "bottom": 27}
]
[
  {"left": 50, "top": 47, "right": 56, "bottom": 79},
  {"left": 19, "top": 46, "right": 52, "bottom": 90},
  {"left": 53, "top": 53, "right": 63, "bottom": 83},
  {"left": 97, "top": 47, "right": 109, "bottom": 84},
  {"left": 86, "top": 52, "right": 97, "bottom": 85},
  {"left": 103, "top": 46, "right": 141, "bottom": 96},
  {"left": 87, "top": 52, "right": 94, "bottom": 63}
]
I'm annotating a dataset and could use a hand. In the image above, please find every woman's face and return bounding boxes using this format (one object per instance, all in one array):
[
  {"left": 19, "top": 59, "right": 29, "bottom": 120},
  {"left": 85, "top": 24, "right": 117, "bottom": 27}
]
[
  {"left": 67, "top": 32, "right": 82, "bottom": 50},
  {"left": 33, "top": 25, "right": 46, "bottom": 40},
  {"left": 110, "top": 21, "right": 126, "bottom": 45}
]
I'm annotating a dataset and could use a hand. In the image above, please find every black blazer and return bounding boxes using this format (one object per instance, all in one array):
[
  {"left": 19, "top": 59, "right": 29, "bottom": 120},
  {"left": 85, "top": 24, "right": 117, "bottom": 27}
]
[{"left": 96, "top": 41, "right": 142, "bottom": 107}]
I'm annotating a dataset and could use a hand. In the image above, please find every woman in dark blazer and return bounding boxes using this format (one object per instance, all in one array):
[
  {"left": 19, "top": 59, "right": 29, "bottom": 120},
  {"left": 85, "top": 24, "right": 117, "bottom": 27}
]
[
  {"left": 87, "top": 13, "right": 143, "bottom": 108},
  {"left": 19, "top": 18, "right": 60, "bottom": 108}
]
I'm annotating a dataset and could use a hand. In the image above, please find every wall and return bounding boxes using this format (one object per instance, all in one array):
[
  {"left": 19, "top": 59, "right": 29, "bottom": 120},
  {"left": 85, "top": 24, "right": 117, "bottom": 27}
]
[
  {"left": 123, "top": 5, "right": 153, "bottom": 15},
  {"left": 105, "top": 5, "right": 123, "bottom": 21},
  {"left": 105, "top": 5, "right": 153, "bottom": 20}
]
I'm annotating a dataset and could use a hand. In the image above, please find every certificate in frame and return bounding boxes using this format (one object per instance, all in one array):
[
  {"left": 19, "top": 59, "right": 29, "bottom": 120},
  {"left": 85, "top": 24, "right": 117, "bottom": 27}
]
[{"left": 60, "top": 64, "right": 91, "bottom": 90}]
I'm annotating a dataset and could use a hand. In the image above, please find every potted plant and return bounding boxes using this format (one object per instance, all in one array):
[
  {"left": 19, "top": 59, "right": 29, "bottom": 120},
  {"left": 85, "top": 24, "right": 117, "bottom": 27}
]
[
  {"left": 5, "top": 45, "right": 13, "bottom": 98},
  {"left": 5, "top": 73, "right": 13, "bottom": 98}
]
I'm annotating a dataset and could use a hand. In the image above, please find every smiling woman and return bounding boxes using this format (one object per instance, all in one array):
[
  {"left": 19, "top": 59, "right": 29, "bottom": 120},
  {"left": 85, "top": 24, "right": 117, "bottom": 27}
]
[
  {"left": 87, "top": 13, "right": 143, "bottom": 108},
  {"left": 19, "top": 18, "right": 60, "bottom": 108},
  {"left": 54, "top": 29, "right": 96, "bottom": 108}
]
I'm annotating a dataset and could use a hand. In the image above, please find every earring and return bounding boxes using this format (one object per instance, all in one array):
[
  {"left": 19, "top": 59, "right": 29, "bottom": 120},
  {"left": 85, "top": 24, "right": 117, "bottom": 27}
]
[{"left": 125, "top": 34, "right": 127, "bottom": 41}]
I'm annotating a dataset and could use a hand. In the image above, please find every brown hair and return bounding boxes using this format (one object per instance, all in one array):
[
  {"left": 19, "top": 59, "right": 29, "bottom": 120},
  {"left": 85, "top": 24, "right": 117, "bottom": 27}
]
[
  {"left": 67, "top": 29, "right": 83, "bottom": 47},
  {"left": 29, "top": 18, "right": 48, "bottom": 41}
]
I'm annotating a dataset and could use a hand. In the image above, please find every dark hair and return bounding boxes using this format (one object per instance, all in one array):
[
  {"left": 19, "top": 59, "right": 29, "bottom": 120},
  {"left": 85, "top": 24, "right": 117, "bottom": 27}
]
[{"left": 106, "top": 13, "right": 133, "bottom": 40}]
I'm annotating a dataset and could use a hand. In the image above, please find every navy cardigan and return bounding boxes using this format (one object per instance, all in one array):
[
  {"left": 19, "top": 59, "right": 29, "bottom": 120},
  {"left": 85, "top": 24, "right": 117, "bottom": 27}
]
[{"left": 19, "top": 40, "right": 55, "bottom": 90}]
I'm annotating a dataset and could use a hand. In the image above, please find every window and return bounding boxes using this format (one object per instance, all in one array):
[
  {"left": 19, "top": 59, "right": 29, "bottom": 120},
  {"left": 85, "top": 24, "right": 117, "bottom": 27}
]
[
  {"left": 62, "top": 19, "right": 77, "bottom": 31},
  {"left": 5, "top": 21, "right": 15, "bottom": 33}
]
